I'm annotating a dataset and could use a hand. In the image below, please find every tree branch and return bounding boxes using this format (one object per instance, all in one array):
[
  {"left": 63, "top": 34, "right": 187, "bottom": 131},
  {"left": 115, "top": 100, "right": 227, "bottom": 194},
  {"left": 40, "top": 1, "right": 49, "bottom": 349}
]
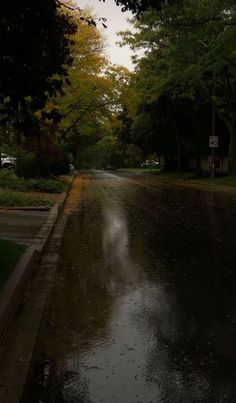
[
  {"left": 56, "top": 0, "right": 81, "bottom": 12},
  {"left": 171, "top": 16, "right": 236, "bottom": 28},
  {"left": 61, "top": 98, "right": 96, "bottom": 138}
]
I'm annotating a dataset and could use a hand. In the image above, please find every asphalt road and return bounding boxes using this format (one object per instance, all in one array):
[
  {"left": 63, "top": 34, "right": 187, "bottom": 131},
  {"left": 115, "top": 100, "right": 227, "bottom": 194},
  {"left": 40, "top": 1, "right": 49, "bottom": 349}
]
[{"left": 23, "top": 171, "right": 236, "bottom": 403}]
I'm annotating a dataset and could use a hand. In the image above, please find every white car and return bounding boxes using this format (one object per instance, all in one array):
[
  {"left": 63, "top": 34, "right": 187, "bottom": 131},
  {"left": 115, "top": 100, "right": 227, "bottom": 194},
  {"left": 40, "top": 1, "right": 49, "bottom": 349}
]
[
  {"left": 141, "top": 160, "right": 160, "bottom": 168},
  {"left": 0, "top": 153, "right": 16, "bottom": 168}
]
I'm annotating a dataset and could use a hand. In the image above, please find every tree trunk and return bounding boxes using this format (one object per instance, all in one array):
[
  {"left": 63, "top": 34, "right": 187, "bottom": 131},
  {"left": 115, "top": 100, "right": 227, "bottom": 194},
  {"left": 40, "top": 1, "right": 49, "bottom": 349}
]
[
  {"left": 227, "top": 110, "right": 236, "bottom": 175},
  {"left": 195, "top": 156, "right": 202, "bottom": 177},
  {"left": 176, "top": 130, "right": 181, "bottom": 171},
  {"left": 36, "top": 133, "right": 42, "bottom": 178}
]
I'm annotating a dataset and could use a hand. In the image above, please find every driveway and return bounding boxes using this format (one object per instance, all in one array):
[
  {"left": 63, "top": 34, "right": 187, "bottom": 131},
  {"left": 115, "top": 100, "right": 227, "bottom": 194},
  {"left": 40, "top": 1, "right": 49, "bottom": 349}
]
[{"left": 0, "top": 209, "right": 50, "bottom": 246}]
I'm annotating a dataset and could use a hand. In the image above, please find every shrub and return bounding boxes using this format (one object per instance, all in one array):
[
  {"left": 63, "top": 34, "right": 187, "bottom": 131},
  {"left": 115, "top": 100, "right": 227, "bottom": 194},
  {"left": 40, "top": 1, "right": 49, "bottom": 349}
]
[
  {"left": 26, "top": 178, "right": 66, "bottom": 193},
  {"left": 50, "top": 158, "right": 70, "bottom": 176},
  {"left": 15, "top": 151, "right": 37, "bottom": 179},
  {"left": 0, "top": 169, "right": 18, "bottom": 180},
  {"left": 0, "top": 178, "right": 66, "bottom": 193},
  {"left": 15, "top": 150, "right": 70, "bottom": 178}
]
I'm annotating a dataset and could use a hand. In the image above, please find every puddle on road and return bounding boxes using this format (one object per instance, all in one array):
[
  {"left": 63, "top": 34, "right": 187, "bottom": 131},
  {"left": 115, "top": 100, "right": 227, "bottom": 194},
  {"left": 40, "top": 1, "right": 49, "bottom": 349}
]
[{"left": 22, "top": 172, "right": 236, "bottom": 403}]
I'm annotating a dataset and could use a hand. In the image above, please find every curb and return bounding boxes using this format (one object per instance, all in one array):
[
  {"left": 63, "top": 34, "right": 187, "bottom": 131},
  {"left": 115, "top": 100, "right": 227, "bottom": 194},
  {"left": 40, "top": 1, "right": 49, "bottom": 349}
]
[{"left": 0, "top": 191, "right": 67, "bottom": 340}]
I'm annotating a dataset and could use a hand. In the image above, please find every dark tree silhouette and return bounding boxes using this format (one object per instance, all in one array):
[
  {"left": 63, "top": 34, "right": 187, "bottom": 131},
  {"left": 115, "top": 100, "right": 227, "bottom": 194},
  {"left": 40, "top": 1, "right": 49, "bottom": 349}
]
[
  {"left": 112, "top": 0, "right": 175, "bottom": 13},
  {"left": 0, "top": 0, "right": 77, "bottom": 115}
]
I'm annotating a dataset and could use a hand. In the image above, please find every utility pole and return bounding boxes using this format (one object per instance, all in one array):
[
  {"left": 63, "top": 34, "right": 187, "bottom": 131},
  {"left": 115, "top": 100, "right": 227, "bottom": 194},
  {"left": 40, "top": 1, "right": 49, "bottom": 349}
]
[
  {"left": 210, "top": 68, "right": 217, "bottom": 178},
  {"left": 200, "top": 42, "right": 218, "bottom": 178}
]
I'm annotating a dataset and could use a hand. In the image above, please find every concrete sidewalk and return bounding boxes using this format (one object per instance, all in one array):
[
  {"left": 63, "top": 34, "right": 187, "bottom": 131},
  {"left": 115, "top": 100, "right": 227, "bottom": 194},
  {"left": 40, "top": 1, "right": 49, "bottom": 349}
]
[
  {"left": 0, "top": 175, "right": 80, "bottom": 403},
  {"left": 0, "top": 194, "right": 67, "bottom": 339}
]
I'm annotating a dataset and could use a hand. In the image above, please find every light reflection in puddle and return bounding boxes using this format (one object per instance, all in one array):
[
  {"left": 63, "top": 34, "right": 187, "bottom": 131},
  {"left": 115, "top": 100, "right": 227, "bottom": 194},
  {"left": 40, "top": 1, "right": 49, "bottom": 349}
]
[
  {"left": 63, "top": 284, "right": 178, "bottom": 403},
  {"left": 60, "top": 173, "right": 183, "bottom": 402}
]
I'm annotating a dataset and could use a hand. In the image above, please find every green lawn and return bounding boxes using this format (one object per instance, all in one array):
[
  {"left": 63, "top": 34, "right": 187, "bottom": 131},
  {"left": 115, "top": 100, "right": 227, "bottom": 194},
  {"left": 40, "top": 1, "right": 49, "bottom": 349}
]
[
  {"left": 194, "top": 176, "right": 236, "bottom": 188},
  {"left": 0, "top": 239, "right": 26, "bottom": 289},
  {"left": 151, "top": 171, "right": 194, "bottom": 180},
  {"left": 118, "top": 167, "right": 162, "bottom": 174},
  {"left": 154, "top": 171, "right": 236, "bottom": 187},
  {"left": 120, "top": 168, "right": 236, "bottom": 188},
  {"left": 121, "top": 169, "right": 194, "bottom": 180}
]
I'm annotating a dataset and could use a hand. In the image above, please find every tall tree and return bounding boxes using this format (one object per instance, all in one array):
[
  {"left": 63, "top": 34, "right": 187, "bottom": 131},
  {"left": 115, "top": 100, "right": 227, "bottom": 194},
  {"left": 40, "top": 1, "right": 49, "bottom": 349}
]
[
  {"left": 43, "top": 8, "right": 123, "bottom": 165},
  {"left": 112, "top": 0, "right": 174, "bottom": 14},
  {"left": 120, "top": 1, "right": 236, "bottom": 173},
  {"left": 0, "top": 0, "right": 77, "bottom": 120}
]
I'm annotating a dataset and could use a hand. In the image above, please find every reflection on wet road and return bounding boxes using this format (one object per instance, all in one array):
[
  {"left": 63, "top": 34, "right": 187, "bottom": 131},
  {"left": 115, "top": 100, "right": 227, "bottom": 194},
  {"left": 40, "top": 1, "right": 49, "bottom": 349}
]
[{"left": 23, "top": 171, "right": 236, "bottom": 402}]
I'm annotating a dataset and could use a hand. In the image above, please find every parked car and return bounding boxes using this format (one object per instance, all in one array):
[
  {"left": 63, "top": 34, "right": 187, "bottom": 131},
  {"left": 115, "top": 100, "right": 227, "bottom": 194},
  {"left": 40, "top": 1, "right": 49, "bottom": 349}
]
[
  {"left": 0, "top": 153, "right": 16, "bottom": 168},
  {"left": 104, "top": 164, "right": 115, "bottom": 170},
  {"left": 140, "top": 160, "right": 160, "bottom": 168}
]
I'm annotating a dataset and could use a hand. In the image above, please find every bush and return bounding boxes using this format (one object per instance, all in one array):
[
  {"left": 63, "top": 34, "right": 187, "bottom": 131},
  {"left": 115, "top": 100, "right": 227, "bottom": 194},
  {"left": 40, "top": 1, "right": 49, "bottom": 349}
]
[
  {"left": 0, "top": 177, "right": 66, "bottom": 193},
  {"left": 50, "top": 158, "right": 70, "bottom": 176},
  {"left": 0, "top": 169, "right": 18, "bottom": 180},
  {"left": 15, "top": 151, "right": 37, "bottom": 179},
  {"left": 15, "top": 151, "right": 70, "bottom": 178},
  {"left": 26, "top": 178, "right": 66, "bottom": 193}
]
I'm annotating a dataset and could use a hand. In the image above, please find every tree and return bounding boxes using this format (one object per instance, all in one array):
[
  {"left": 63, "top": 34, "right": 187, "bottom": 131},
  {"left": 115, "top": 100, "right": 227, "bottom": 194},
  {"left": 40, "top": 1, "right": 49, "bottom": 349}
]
[
  {"left": 120, "top": 1, "right": 236, "bottom": 173},
  {"left": 42, "top": 8, "right": 126, "bottom": 168},
  {"left": 0, "top": 0, "right": 77, "bottom": 122},
  {"left": 112, "top": 0, "right": 174, "bottom": 14}
]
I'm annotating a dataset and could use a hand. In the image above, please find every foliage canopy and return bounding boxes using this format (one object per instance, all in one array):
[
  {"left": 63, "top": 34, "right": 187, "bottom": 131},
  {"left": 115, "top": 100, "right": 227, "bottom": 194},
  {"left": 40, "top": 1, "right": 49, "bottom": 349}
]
[
  {"left": 0, "top": 0, "right": 77, "bottom": 120},
  {"left": 119, "top": 0, "right": 236, "bottom": 173}
]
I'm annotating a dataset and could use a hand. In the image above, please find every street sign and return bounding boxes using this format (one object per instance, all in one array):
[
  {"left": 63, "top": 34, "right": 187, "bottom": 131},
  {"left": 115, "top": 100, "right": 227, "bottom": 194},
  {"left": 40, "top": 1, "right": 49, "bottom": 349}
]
[{"left": 209, "top": 136, "right": 218, "bottom": 148}]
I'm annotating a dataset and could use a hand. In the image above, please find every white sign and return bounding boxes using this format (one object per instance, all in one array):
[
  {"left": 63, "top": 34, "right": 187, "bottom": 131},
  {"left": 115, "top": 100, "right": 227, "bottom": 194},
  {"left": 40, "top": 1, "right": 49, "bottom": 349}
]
[{"left": 209, "top": 136, "right": 218, "bottom": 148}]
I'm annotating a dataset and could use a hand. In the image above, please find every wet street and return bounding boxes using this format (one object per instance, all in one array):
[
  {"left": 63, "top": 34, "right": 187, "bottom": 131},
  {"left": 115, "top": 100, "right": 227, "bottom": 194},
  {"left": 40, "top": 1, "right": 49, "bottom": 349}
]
[{"left": 23, "top": 171, "right": 236, "bottom": 403}]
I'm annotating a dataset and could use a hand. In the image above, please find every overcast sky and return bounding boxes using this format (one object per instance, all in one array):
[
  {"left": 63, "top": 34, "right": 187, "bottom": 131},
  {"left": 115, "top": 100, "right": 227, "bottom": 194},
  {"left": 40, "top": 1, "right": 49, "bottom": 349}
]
[{"left": 76, "top": 0, "right": 134, "bottom": 70}]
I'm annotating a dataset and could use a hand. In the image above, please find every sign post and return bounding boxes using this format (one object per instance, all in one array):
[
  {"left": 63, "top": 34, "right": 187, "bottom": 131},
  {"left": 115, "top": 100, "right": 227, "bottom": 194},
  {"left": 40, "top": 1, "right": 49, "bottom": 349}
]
[
  {"left": 210, "top": 68, "right": 217, "bottom": 178},
  {"left": 209, "top": 136, "right": 218, "bottom": 178}
]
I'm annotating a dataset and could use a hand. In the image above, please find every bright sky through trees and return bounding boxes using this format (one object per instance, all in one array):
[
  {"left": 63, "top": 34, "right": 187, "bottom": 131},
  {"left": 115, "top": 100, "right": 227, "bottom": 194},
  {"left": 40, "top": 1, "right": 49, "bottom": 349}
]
[{"left": 76, "top": 0, "right": 134, "bottom": 70}]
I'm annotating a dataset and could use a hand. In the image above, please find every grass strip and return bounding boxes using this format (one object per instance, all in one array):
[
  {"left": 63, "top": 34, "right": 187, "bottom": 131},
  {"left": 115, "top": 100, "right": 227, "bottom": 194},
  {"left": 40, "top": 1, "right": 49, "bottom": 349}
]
[
  {"left": 193, "top": 176, "right": 236, "bottom": 188},
  {"left": 0, "top": 177, "right": 66, "bottom": 193},
  {"left": 0, "top": 190, "right": 54, "bottom": 208},
  {"left": 0, "top": 239, "right": 26, "bottom": 289},
  {"left": 128, "top": 169, "right": 236, "bottom": 187}
]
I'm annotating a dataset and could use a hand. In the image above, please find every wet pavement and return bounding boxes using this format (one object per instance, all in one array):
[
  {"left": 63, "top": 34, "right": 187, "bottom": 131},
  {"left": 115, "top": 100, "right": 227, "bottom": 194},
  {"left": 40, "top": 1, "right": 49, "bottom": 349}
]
[{"left": 23, "top": 171, "right": 236, "bottom": 403}]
